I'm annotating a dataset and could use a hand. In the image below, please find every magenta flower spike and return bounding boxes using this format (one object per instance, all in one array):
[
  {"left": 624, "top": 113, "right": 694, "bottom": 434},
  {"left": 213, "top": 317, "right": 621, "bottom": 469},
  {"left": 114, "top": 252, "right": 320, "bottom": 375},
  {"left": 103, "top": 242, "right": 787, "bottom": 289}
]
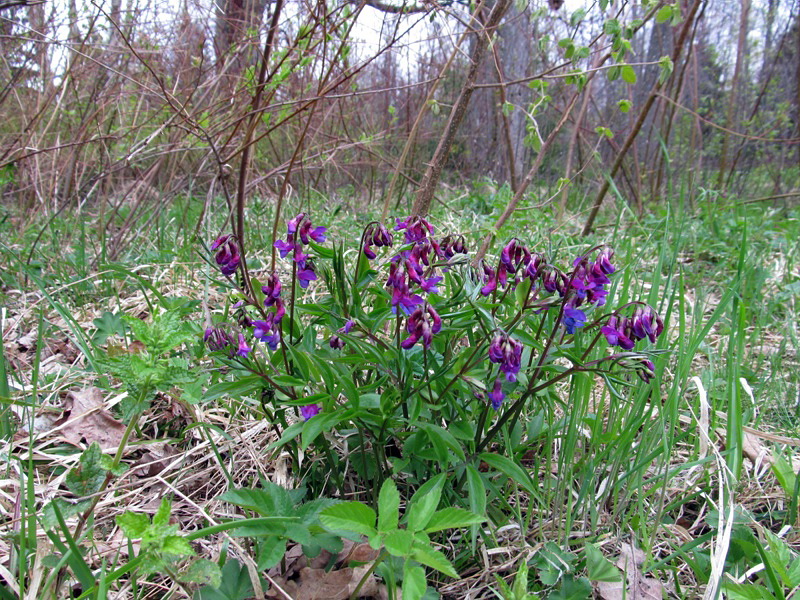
[{"left": 489, "top": 379, "right": 505, "bottom": 410}]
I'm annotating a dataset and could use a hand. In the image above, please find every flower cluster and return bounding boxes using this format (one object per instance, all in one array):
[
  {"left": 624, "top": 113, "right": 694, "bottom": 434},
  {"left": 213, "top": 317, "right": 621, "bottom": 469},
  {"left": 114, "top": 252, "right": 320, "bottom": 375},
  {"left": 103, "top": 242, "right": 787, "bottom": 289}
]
[
  {"left": 488, "top": 332, "right": 523, "bottom": 382},
  {"left": 554, "top": 247, "right": 617, "bottom": 336},
  {"left": 362, "top": 222, "right": 393, "bottom": 259},
  {"left": 479, "top": 239, "right": 545, "bottom": 296},
  {"left": 275, "top": 212, "right": 326, "bottom": 289},
  {"left": 211, "top": 235, "right": 241, "bottom": 276},
  {"left": 601, "top": 305, "right": 664, "bottom": 350},
  {"left": 401, "top": 304, "right": 442, "bottom": 349},
  {"left": 203, "top": 326, "right": 251, "bottom": 358}
]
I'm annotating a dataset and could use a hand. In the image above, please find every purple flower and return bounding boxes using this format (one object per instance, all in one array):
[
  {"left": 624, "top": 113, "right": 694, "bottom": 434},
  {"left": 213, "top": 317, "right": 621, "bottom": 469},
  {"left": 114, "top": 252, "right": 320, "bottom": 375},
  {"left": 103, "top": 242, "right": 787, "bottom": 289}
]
[
  {"left": 420, "top": 276, "right": 443, "bottom": 294},
  {"left": 299, "top": 220, "right": 327, "bottom": 244},
  {"left": 636, "top": 359, "right": 656, "bottom": 382},
  {"left": 274, "top": 238, "right": 294, "bottom": 258},
  {"left": 329, "top": 335, "right": 345, "bottom": 350},
  {"left": 480, "top": 262, "right": 497, "bottom": 296},
  {"left": 210, "top": 234, "right": 230, "bottom": 250},
  {"left": 630, "top": 306, "right": 664, "bottom": 343},
  {"left": 542, "top": 269, "right": 565, "bottom": 295},
  {"left": 600, "top": 316, "right": 635, "bottom": 350},
  {"left": 272, "top": 299, "right": 286, "bottom": 323},
  {"left": 489, "top": 379, "right": 505, "bottom": 410},
  {"left": 297, "top": 264, "right": 317, "bottom": 289},
  {"left": 287, "top": 212, "right": 306, "bottom": 234},
  {"left": 236, "top": 333, "right": 252, "bottom": 357},
  {"left": 300, "top": 404, "right": 321, "bottom": 420},
  {"left": 395, "top": 216, "right": 433, "bottom": 243},
  {"left": 261, "top": 273, "right": 282, "bottom": 306},
  {"left": 562, "top": 307, "right": 586, "bottom": 335},
  {"left": 488, "top": 333, "right": 523, "bottom": 382},
  {"left": 214, "top": 236, "right": 241, "bottom": 276},
  {"left": 525, "top": 253, "right": 545, "bottom": 280},
  {"left": 596, "top": 247, "right": 615, "bottom": 275},
  {"left": 363, "top": 243, "right": 377, "bottom": 259},
  {"left": 401, "top": 304, "right": 441, "bottom": 349},
  {"left": 340, "top": 320, "right": 355, "bottom": 334},
  {"left": 253, "top": 319, "right": 280, "bottom": 350}
]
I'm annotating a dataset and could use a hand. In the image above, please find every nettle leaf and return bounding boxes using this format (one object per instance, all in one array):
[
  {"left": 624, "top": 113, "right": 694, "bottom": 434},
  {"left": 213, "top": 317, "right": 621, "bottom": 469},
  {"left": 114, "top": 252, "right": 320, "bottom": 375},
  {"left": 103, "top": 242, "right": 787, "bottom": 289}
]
[
  {"left": 196, "top": 560, "right": 257, "bottom": 600},
  {"left": 154, "top": 497, "right": 172, "bottom": 527},
  {"left": 321, "top": 502, "right": 377, "bottom": 537},
  {"left": 378, "top": 479, "right": 400, "bottom": 533},
  {"left": 161, "top": 535, "right": 195, "bottom": 557},
  {"left": 221, "top": 484, "right": 294, "bottom": 517},
  {"left": 116, "top": 511, "right": 150, "bottom": 538},
  {"left": 65, "top": 442, "right": 108, "bottom": 497}
]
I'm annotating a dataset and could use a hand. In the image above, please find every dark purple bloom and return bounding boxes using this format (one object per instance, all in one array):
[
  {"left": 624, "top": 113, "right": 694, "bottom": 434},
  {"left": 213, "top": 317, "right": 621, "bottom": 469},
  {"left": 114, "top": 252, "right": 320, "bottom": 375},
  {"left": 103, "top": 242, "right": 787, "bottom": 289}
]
[
  {"left": 340, "top": 320, "right": 355, "bottom": 334},
  {"left": 630, "top": 306, "right": 664, "bottom": 343},
  {"left": 287, "top": 212, "right": 306, "bottom": 234},
  {"left": 204, "top": 327, "right": 233, "bottom": 353},
  {"left": 636, "top": 359, "right": 656, "bottom": 383},
  {"left": 236, "top": 333, "right": 252, "bottom": 357},
  {"left": 214, "top": 236, "right": 241, "bottom": 276},
  {"left": 525, "top": 253, "right": 545, "bottom": 280},
  {"left": 297, "top": 264, "right": 317, "bottom": 289},
  {"left": 488, "top": 333, "right": 523, "bottom": 382},
  {"left": 401, "top": 304, "right": 441, "bottom": 349},
  {"left": 363, "top": 243, "right": 377, "bottom": 259},
  {"left": 272, "top": 299, "right": 286, "bottom": 323},
  {"left": 274, "top": 238, "right": 294, "bottom": 258},
  {"left": 480, "top": 263, "right": 497, "bottom": 296},
  {"left": 489, "top": 379, "right": 505, "bottom": 410},
  {"left": 596, "top": 247, "right": 615, "bottom": 275},
  {"left": 542, "top": 269, "right": 565, "bottom": 295},
  {"left": 299, "top": 220, "right": 327, "bottom": 244},
  {"left": 210, "top": 234, "right": 230, "bottom": 250},
  {"left": 562, "top": 307, "right": 586, "bottom": 335},
  {"left": 261, "top": 274, "right": 282, "bottom": 306},
  {"left": 253, "top": 319, "right": 280, "bottom": 350},
  {"left": 600, "top": 316, "right": 635, "bottom": 350},
  {"left": 329, "top": 335, "right": 345, "bottom": 350},
  {"left": 300, "top": 404, "right": 321, "bottom": 420},
  {"left": 420, "top": 276, "right": 443, "bottom": 294},
  {"left": 395, "top": 216, "right": 433, "bottom": 243}
]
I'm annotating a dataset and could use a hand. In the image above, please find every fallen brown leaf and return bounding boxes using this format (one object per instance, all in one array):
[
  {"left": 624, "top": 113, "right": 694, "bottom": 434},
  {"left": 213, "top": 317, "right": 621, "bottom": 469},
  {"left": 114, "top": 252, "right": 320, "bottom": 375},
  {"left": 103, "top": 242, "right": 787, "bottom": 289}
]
[
  {"left": 53, "top": 387, "right": 128, "bottom": 451},
  {"left": 596, "top": 543, "right": 662, "bottom": 600}
]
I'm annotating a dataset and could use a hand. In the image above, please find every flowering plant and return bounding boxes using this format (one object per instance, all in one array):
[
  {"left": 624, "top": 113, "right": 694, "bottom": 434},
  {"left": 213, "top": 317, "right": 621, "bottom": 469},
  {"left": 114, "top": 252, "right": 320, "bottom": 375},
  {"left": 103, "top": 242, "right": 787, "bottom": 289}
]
[{"left": 203, "top": 213, "right": 664, "bottom": 494}]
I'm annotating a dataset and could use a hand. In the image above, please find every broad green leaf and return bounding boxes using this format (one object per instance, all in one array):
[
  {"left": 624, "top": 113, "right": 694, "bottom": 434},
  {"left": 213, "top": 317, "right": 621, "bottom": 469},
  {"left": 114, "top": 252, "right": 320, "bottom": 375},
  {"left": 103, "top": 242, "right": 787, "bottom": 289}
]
[
  {"left": 66, "top": 442, "right": 108, "bottom": 497},
  {"left": 321, "top": 502, "right": 377, "bottom": 537},
  {"left": 161, "top": 535, "right": 195, "bottom": 557},
  {"left": 378, "top": 479, "right": 400, "bottom": 533},
  {"left": 220, "top": 484, "right": 294, "bottom": 517},
  {"left": 424, "top": 507, "right": 484, "bottom": 533},
  {"left": 301, "top": 409, "right": 348, "bottom": 451},
  {"left": 655, "top": 5, "right": 673, "bottom": 23},
  {"left": 479, "top": 453, "right": 537, "bottom": 496},
  {"left": 407, "top": 475, "right": 445, "bottom": 532},
  {"left": 116, "top": 511, "right": 150, "bottom": 538},
  {"left": 585, "top": 543, "right": 621, "bottom": 582},
  {"left": 621, "top": 65, "right": 637, "bottom": 84},
  {"left": 722, "top": 583, "right": 776, "bottom": 600},
  {"left": 421, "top": 424, "right": 465, "bottom": 462},
  {"left": 257, "top": 536, "right": 287, "bottom": 570},
  {"left": 411, "top": 540, "right": 458, "bottom": 578},
  {"left": 402, "top": 564, "right": 427, "bottom": 600},
  {"left": 180, "top": 558, "right": 222, "bottom": 587},
  {"left": 383, "top": 529, "right": 415, "bottom": 557},
  {"left": 196, "top": 559, "right": 256, "bottom": 600}
]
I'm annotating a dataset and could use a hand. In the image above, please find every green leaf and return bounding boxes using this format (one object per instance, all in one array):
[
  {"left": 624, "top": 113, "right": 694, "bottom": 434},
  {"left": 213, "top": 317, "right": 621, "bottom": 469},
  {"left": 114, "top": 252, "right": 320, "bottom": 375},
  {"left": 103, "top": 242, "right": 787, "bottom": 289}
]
[
  {"left": 257, "top": 536, "right": 287, "bottom": 570},
  {"left": 154, "top": 497, "right": 171, "bottom": 527},
  {"left": 585, "top": 543, "right": 621, "bottom": 582},
  {"left": 402, "top": 564, "right": 427, "bottom": 600},
  {"left": 161, "top": 535, "right": 195, "bottom": 557},
  {"left": 424, "top": 507, "right": 485, "bottom": 533},
  {"left": 301, "top": 409, "right": 348, "bottom": 451},
  {"left": 66, "top": 442, "right": 109, "bottom": 497},
  {"left": 116, "top": 511, "right": 150, "bottom": 538},
  {"left": 722, "top": 583, "right": 776, "bottom": 600},
  {"left": 411, "top": 540, "right": 458, "bottom": 578},
  {"left": 617, "top": 99, "right": 632, "bottom": 113},
  {"left": 621, "top": 65, "right": 637, "bottom": 84},
  {"left": 655, "top": 5, "right": 673, "bottom": 23},
  {"left": 479, "top": 453, "right": 538, "bottom": 496},
  {"left": 196, "top": 559, "right": 256, "bottom": 600},
  {"left": 378, "top": 479, "right": 400, "bottom": 533},
  {"left": 383, "top": 529, "right": 415, "bottom": 557},
  {"left": 321, "top": 502, "right": 377, "bottom": 537},
  {"left": 220, "top": 484, "right": 294, "bottom": 517},
  {"left": 407, "top": 475, "right": 445, "bottom": 532},
  {"left": 421, "top": 424, "right": 465, "bottom": 463},
  {"left": 180, "top": 558, "right": 222, "bottom": 587}
]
